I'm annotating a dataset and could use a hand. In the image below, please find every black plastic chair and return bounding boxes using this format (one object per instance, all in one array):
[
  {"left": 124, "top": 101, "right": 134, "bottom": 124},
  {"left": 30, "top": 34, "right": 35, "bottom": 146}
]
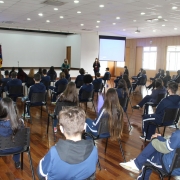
[
  {"left": 79, "top": 90, "right": 96, "bottom": 113},
  {"left": 42, "top": 81, "right": 50, "bottom": 91},
  {"left": 119, "top": 96, "right": 132, "bottom": 130},
  {"left": 76, "top": 80, "right": 84, "bottom": 88},
  {"left": 143, "top": 93, "right": 166, "bottom": 115},
  {"left": 49, "top": 74, "right": 56, "bottom": 86},
  {"left": 84, "top": 116, "right": 126, "bottom": 170},
  {"left": 93, "top": 82, "right": 103, "bottom": 99},
  {"left": 145, "top": 108, "right": 179, "bottom": 142},
  {"left": 51, "top": 84, "right": 67, "bottom": 101},
  {"left": 24, "top": 92, "right": 47, "bottom": 124},
  {"left": 0, "top": 127, "right": 35, "bottom": 180},
  {"left": 25, "top": 77, "right": 35, "bottom": 95},
  {"left": 47, "top": 101, "right": 77, "bottom": 141},
  {"left": 142, "top": 148, "right": 180, "bottom": 180}
]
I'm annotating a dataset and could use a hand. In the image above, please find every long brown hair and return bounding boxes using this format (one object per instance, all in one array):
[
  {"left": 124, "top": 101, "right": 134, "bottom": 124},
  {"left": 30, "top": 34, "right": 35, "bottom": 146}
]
[
  {"left": 0, "top": 98, "right": 20, "bottom": 131},
  {"left": 59, "top": 82, "right": 78, "bottom": 103},
  {"left": 28, "top": 68, "right": 34, "bottom": 78},
  {"left": 102, "top": 88, "right": 123, "bottom": 140}
]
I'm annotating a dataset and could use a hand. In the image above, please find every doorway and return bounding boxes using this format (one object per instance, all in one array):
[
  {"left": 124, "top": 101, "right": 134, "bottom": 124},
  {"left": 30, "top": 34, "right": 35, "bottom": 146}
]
[{"left": 66, "top": 46, "right": 71, "bottom": 66}]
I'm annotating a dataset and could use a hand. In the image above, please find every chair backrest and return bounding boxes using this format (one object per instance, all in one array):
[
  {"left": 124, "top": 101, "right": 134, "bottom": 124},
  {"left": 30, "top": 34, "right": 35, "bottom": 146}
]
[
  {"left": 162, "top": 108, "right": 179, "bottom": 124},
  {"left": 50, "top": 74, "right": 56, "bottom": 81},
  {"left": 93, "top": 83, "right": 103, "bottom": 92},
  {"left": 9, "top": 85, "right": 23, "bottom": 95},
  {"left": 156, "top": 93, "right": 166, "bottom": 104},
  {"left": 26, "top": 77, "right": 35, "bottom": 87},
  {"left": 54, "top": 101, "right": 77, "bottom": 116},
  {"left": 42, "top": 81, "right": 50, "bottom": 90},
  {"left": 169, "top": 148, "right": 180, "bottom": 174},
  {"left": 2, "top": 81, "right": 8, "bottom": 88},
  {"left": 81, "top": 90, "right": 94, "bottom": 101},
  {"left": 139, "top": 75, "right": 147, "bottom": 85},
  {"left": 119, "top": 96, "right": 128, "bottom": 111},
  {"left": 174, "top": 109, "right": 180, "bottom": 125},
  {"left": 30, "top": 92, "right": 46, "bottom": 103},
  {"left": 76, "top": 80, "right": 84, "bottom": 88},
  {"left": 57, "top": 84, "right": 67, "bottom": 94},
  {"left": 97, "top": 117, "right": 109, "bottom": 136},
  {"left": 0, "top": 128, "right": 30, "bottom": 153}
]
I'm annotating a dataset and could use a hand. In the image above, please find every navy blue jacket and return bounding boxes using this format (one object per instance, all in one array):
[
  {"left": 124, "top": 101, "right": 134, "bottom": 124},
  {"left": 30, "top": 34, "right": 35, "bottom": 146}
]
[
  {"left": 2, "top": 77, "right": 11, "bottom": 83},
  {"left": 28, "top": 83, "right": 46, "bottom": 100},
  {"left": 79, "top": 84, "right": 93, "bottom": 100},
  {"left": 7, "top": 79, "right": 22, "bottom": 91},
  {"left": 47, "top": 71, "right": 57, "bottom": 80},
  {"left": 75, "top": 75, "right": 84, "bottom": 84},
  {"left": 55, "top": 78, "right": 68, "bottom": 92},
  {"left": 41, "top": 75, "right": 50, "bottom": 82},
  {"left": 102, "top": 72, "right": 111, "bottom": 80},
  {"left": 150, "top": 87, "right": 167, "bottom": 103},
  {"left": 93, "top": 78, "right": 102, "bottom": 84}
]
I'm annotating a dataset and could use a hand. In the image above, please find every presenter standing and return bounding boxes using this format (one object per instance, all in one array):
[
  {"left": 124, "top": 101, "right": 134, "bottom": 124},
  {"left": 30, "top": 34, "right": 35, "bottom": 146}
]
[
  {"left": 93, "top": 58, "right": 100, "bottom": 79},
  {"left": 61, "top": 59, "right": 70, "bottom": 72}
]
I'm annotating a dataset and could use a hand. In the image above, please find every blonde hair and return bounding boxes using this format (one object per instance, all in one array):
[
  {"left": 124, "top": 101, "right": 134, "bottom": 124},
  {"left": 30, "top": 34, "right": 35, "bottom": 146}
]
[
  {"left": 59, "top": 72, "right": 65, "bottom": 79},
  {"left": 28, "top": 68, "right": 34, "bottom": 78}
]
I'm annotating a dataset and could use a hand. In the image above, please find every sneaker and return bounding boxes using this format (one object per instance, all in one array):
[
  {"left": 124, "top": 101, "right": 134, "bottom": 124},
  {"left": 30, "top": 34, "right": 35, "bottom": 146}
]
[
  {"left": 119, "top": 159, "right": 139, "bottom": 174},
  {"left": 22, "top": 113, "right": 30, "bottom": 118},
  {"left": 15, "top": 161, "right": 21, "bottom": 169},
  {"left": 139, "top": 135, "right": 151, "bottom": 142},
  {"left": 51, "top": 102, "right": 56, "bottom": 105},
  {"left": 132, "top": 105, "right": 140, "bottom": 109},
  {"left": 54, "top": 127, "right": 57, "bottom": 133}
]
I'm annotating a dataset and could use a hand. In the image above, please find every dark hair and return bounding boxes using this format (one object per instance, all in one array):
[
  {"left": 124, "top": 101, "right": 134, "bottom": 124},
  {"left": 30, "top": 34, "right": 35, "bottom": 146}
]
[
  {"left": 43, "top": 69, "right": 47, "bottom": 74},
  {"left": 155, "top": 78, "right": 163, "bottom": 88},
  {"left": 11, "top": 72, "right": 17, "bottom": 78},
  {"left": 64, "top": 69, "right": 69, "bottom": 76},
  {"left": 166, "top": 71, "right": 170, "bottom": 76},
  {"left": 18, "top": 68, "right": 23, "bottom": 73},
  {"left": 49, "top": 66, "right": 55, "bottom": 73},
  {"left": 34, "top": 73, "right": 41, "bottom": 81},
  {"left": 96, "top": 72, "right": 100, "bottom": 77},
  {"left": 79, "top": 68, "right": 85, "bottom": 75},
  {"left": 177, "top": 70, "right": 180, "bottom": 75},
  {"left": 11, "top": 67, "right": 15, "bottom": 71},
  {"left": 106, "top": 67, "right": 109, "bottom": 71},
  {"left": 124, "top": 66, "right": 127, "bottom": 69},
  {"left": 83, "top": 74, "right": 93, "bottom": 84},
  {"left": 5, "top": 70, "right": 9, "bottom": 76},
  {"left": 117, "top": 79, "right": 128, "bottom": 98},
  {"left": 161, "top": 70, "right": 165, "bottom": 76},
  {"left": 0, "top": 98, "right": 19, "bottom": 131},
  {"left": 38, "top": 68, "right": 42, "bottom": 74},
  {"left": 167, "top": 81, "right": 178, "bottom": 94}
]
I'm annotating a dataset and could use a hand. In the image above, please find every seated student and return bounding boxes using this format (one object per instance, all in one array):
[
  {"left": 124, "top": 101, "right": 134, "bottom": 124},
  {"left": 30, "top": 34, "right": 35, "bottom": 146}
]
[
  {"left": 0, "top": 97, "right": 24, "bottom": 169},
  {"left": 102, "top": 67, "right": 111, "bottom": 85},
  {"left": 64, "top": 69, "right": 71, "bottom": 81},
  {"left": 37, "top": 68, "right": 43, "bottom": 77},
  {"left": 140, "top": 81, "right": 180, "bottom": 141},
  {"left": 171, "top": 70, "right": 180, "bottom": 83},
  {"left": 163, "top": 70, "right": 171, "bottom": 87},
  {"left": 0, "top": 70, "right": 11, "bottom": 96},
  {"left": 131, "top": 68, "right": 143, "bottom": 81},
  {"left": 53, "top": 82, "right": 78, "bottom": 132},
  {"left": 150, "top": 68, "right": 161, "bottom": 81},
  {"left": 61, "top": 59, "right": 70, "bottom": 72},
  {"left": 75, "top": 68, "right": 85, "bottom": 88},
  {"left": 120, "top": 131, "right": 180, "bottom": 180},
  {"left": 124, "top": 66, "right": 129, "bottom": 76},
  {"left": 86, "top": 88, "right": 124, "bottom": 138},
  {"left": 147, "top": 70, "right": 165, "bottom": 90},
  {"left": 132, "top": 70, "right": 147, "bottom": 91},
  {"left": 47, "top": 66, "right": 57, "bottom": 81},
  {"left": 132, "top": 78, "right": 167, "bottom": 113},
  {"left": 116, "top": 79, "right": 128, "bottom": 107},
  {"left": 22, "top": 73, "right": 46, "bottom": 118},
  {"left": 25, "top": 68, "right": 35, "bottom": 89},
  {"left": 17, "top": 68, "right": 27, "bottom": 82},
  {"left": 37, "top": 106, "right": 98, "bottom": 180},
  {"left": 92, "top": 72, "right": 102, "bottom": 85},
  {"left": 122, "top": 74, "right": 131, "bottom": 89},
  {"left": 9, "top": 67, "right": 16, "bottom": 77},
  {"left": 41, "top": 69, "right": 50, "bottom": 83},
  {"left": 79, "top": 74, "right": 93, "bottom": 101},
  {"left": 6, "top": 72, "right": 22, "bottom": 102}
]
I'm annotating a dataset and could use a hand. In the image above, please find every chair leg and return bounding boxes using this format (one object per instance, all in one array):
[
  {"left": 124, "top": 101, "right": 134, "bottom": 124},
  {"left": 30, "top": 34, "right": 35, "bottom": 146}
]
[
  {"left": 24, "top": 103, "right": 26, "bottom": 120},
  {"left": 41, "top": 105, "right": 42, "bottom": 117},
  {"left": 162, "top": 126, "right": 166, "bottom": 136},
  {"left": 47, "top": 115, "right": 50, "bottom": 134},
  {"left": 97, "top": 158, "right": 101, "bottom": 171},
  {"left": 125, "top": 112, "right": 132, "bottom": 130},
  {"left": 29, "top": 106, "right": 32, "bottom": 124},
  {"left": 21, "top": 152, "right": 23, "bottom": 170},
  {"left": 92, "top": 101, "right": 96, "bottom": 113},
  {"left": 27, "top": 150, "right": 35, "bottom": 180},
  {"left": 52, "top": 118, "right": 56, "bottom": 142},
  {"left": 85, "top": 102, "right": 87, "bottom": 113},
  {"left": 104, "top": 138, "right": 108, "bottom": 153},
  {"left": 118, "top": 139, "right": 126, "bottom": 162}
]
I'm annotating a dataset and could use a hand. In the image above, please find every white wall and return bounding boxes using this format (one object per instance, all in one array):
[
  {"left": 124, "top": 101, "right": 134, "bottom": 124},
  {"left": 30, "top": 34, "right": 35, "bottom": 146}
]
[
  {"left": 0, "top": 30, "right": 66, "bottom": 67},
  {"left": 66, "top": 34, "right": 81, "bottom": 68},
  {"left": 80, "top": 32, "right": 99, "bottom": 75}
]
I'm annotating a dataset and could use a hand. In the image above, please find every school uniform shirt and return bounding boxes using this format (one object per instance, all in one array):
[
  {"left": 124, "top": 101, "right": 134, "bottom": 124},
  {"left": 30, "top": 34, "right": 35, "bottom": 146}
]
[
  {"left": 6, "top": 79, "right": 22, "bottom": 91},
  {"left": 37, "top": 139, "right": 98, "bottom": 180},
  {"left": 79, "top": 84, "right": 93, "bottom": 100},
  {"left": 150, "top": 87, "right": 167, "bottom": 103},
  {"left": 41, "top": 75, "right": 50, "bottom": 82},
  {"left": 54, "top": 78, "right": 68, "bottom": 92}
]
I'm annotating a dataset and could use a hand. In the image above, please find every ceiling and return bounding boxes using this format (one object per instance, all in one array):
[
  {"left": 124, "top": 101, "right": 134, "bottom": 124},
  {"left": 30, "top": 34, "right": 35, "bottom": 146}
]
[{"left": 0, "top": 0, "right": 180, "bottom": 38}]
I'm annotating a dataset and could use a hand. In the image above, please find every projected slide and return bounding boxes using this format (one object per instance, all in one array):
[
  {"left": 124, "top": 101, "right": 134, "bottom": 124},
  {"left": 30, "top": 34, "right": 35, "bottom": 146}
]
[{"left": 99, "top": 36, "right": 126, "bottom": 62}]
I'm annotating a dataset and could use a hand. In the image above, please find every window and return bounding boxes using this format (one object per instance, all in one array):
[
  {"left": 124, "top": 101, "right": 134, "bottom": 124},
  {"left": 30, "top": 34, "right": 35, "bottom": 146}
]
[
  {"left": 116, "top": 61, "right": 125, "bottom": 67},
  {"left": 166, "top": 46, "right": 180, "bottom": 71},
  {"left": 143, "top": 47, "right": 157, "bottom": 70}
]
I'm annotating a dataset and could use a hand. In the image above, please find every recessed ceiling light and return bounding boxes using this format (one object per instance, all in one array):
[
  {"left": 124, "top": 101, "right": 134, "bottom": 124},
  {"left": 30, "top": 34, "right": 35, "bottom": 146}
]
[
  {"left": 123, "top": 29, "right": 126, "bottom": 31},
  {"left": 116, "top": 17, "right": 120, "bottom": 19},
  {"left": 46, "top": 20, "right": 50, "bottom": 23},
  {"left": 99, "top": 5, "right": 104, "bottom": 8},
  {"left": 96, "top": 26, "right": 99, "bottom": 28},
  {"left": 74, "top": 0, "right": 79, "bottom": 3},
  {"left": 0, "top": 1, "right": 4, "bottom": 3},
  {"left": 172, "top": 6, "right": 178, "bottom": 10},
  {"left": 38, "top": 13, "right": 43, "bottom": 16},
  {"left": 97, "top": 20, "right": 100, "bottom": 23},
  {"left": 54, "top": 8, "right": 58, "bottom": 10},
  {"left": 60, "top": 16, "right": 64, "bottom": 18},
  {"left": 153, "top": 30, "right": 156, "bottom": 32},
  {"left": 174, "top": 28, "right": 178, "bottom": 30},
  {"left": 135, "top": 31, "right": 138, "bottom": 33},
  {"left": 80, "top": 24, "right": 84, "bottom": 26},
  {"left": 154, "top": 18, "right": 158, "bottom": 21},
  {"left": 162, "top": 24, "right": 165, "bottom": 26},
  {"left": 133, "top": 20, "right": 136, "bottom": 22},
  {"left": 113, "top": 23, "right": 116, "bottom": 25},
  {"left": 27, "top": 18, "right": 31, "bottom": 21},
  {"left": 141, "top": 12, "right": 145, "bottom": 15},
  {"left": 158, "top": 16, "right": 162, "bottom": 19},
  {"left": 77, "top": 11, "right": 81, "bottom": 13},
  {"left": 164, "top": 19, "right": 168, "bottom": 21}
]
